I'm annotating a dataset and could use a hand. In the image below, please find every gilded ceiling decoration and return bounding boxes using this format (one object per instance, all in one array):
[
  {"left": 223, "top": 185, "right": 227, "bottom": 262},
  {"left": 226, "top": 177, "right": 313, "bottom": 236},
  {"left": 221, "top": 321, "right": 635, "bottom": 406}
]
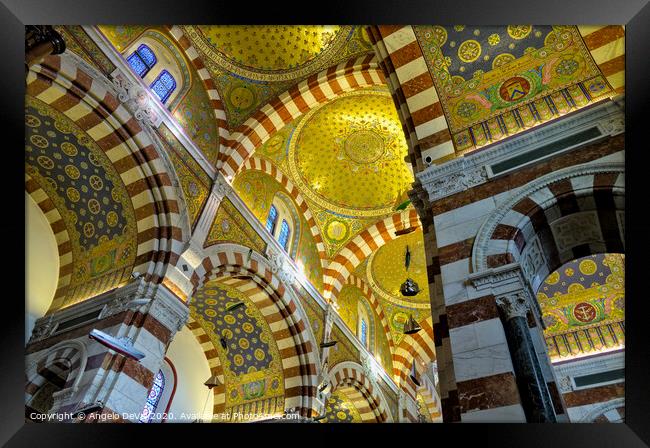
[
  {"left": 54, "top": 26, "right": 115, "bottom": 75},
  {"left": 232, "top": 169, "right": 324, "bottom": 290},
  {"left": 190, "top": 281, "right": 284, "bottom": 414},
  {"left": 328, "top": 324, "right": 361, "bottom": 367},
  {"left": 367, "top": 230, "right": 430, "bottom": 308},
  {"left": 319, "top": 389, "right": 363, "bottom": 423},
  {"left": 25, "top": 96, "right": 137, "bottom": 308},
  {"left": 537, "top": 253, "right": 625, "bottom": 361},
  {"left": 205, "top": 197, "right": 266, "bottom": 252},
  {"left": 181, "top": 25, "right": 374, "bottom": 128},
  {"left": 288, "top": 88, "right": 413, "bottom": 218},
  {"left": 414, "top": 25, "right": 614, "bottom": 152},
  {"left": 157, "top": 124, "right": 211, "bottom": 229}
]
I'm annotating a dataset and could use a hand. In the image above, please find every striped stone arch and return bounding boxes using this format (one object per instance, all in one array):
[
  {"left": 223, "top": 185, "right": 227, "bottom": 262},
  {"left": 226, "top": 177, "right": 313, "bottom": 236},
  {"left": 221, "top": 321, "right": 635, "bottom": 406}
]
[
  {"left": 220, "top": 55, "right": 385, "bottom": 177},
  {"left": 328, "top": 361, "right": 393, "bottom": 422},
  {"left": 367, "top": 25, "right": 626, "bottom": 169},
  {"left": 26, "top": 53, "right": 188, "bottom": 305},
  {"left": 166, "top": 25, "right": 230, "bottom": 159},
  {"left": 239, "top": 156, "right": 326, "bottom": 267},
  {"left": 472, "top": 163, "right": 625, "bottom": 291},
  {"left": 188, "top": 243, "right": 320, "bottom": 417},
  {"left": 25, "top": 340, "right": 88, "bottom": 412},
  {"left": 324, "top": 209, "right": 420, "bottom": 300},
  {"left": 346, "top": 274, "right": 395, "bottom": 357},
  {"left": 393, "top": 317, "right": 435, "bottom": 401},
  {"left": 25, "top": 177, "right": 74, "bottom": 307},
  {"left": 366, "top": 26, "right": 453, "bottom": 171}
]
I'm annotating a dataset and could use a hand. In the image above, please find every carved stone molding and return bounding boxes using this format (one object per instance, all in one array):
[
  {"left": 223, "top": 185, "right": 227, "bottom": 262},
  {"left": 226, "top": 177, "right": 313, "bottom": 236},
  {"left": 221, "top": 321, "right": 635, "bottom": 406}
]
[
  {"left": 111, "top": 70, "right": 162, "bottom": 128},
  {"left": 496, "top": 292, "right": 530, "bottom": 320},
  {"left": 267, "top": 247, "right": 296, "bottom": 286},
  {"left": 416, "top": 100, "right": 624, "bottom": 203}
]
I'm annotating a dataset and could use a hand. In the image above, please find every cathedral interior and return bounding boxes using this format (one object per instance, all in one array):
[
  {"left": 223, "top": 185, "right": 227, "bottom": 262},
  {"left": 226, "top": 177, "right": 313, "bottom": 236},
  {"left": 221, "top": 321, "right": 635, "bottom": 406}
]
[{"left": 24, "top": 24, "right": 625, "bottom": 423}]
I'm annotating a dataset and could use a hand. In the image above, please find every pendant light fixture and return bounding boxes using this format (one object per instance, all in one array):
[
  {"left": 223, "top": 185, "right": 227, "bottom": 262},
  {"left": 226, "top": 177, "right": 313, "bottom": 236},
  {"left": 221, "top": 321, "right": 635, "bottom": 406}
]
[{"left": 400, "top": 245, "right": 420, "bottom": 297}]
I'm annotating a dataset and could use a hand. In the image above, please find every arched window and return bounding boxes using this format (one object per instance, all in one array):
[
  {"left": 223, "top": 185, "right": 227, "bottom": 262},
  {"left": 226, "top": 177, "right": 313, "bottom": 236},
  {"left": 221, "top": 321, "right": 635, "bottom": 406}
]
[
  {"left": 127, "top": 44, "right": 157, "bottom": 78},
  {"left": 150, "top": 70, "right": 176, "bottom": 104},
  {"left": 266, "top": 204, "right": 278, "bottom": 234},
  {"left": 360, "top": 318, "right": 368, "bottom": 347},
  {"left": 278, "top": 220, "right": 291, "bottom": 251},
  {"left": 140, "top": 370, "right": 165, "bottom": 423}
]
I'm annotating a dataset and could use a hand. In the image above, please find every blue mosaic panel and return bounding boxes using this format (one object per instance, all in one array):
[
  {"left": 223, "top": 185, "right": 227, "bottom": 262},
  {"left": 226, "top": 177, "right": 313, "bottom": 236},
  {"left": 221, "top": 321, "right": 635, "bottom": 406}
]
[
  {"left": 319, "top": 391, "right": 360, "bottom": 423},
  {"left": 540, "top": 254, "right": 616, "bottom": 297},
  {"left": 25, "top": 101, "right": 129, "bottom": 250},
  {"left": 151, "top": 70, "right": 176, "bottom": 104},
  {"left": 438, "top": 25, "right": 553, "bottom": 81},
  {"left": 191, "top": 283, "right": 272, "bottom": 375}
]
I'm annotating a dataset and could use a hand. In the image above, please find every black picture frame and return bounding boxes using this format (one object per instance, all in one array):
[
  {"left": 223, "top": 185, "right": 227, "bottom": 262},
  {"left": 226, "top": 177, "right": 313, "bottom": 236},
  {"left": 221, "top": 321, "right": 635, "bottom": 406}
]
[{"left": 3, "top": 0, "right": 649, "bottom": 445}]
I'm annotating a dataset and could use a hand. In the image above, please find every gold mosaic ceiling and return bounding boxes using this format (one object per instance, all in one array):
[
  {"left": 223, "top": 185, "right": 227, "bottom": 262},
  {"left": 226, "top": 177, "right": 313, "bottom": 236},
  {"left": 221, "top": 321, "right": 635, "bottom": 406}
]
[
  {"left": 288, "top": 89, "right": 414, "bottom": 218},
  {"left": 191, "top": 26, "right": 345, "bottom": 76},
  {"left": 367, "top": 230, "right": 430, "bottom": 308}
]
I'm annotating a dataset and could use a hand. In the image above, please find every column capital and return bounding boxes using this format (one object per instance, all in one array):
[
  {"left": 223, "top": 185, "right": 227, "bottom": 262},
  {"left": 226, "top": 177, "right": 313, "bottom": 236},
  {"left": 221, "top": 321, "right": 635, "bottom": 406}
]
[{"left": 496, "top": 292, "right": 530, "bottom": 321}]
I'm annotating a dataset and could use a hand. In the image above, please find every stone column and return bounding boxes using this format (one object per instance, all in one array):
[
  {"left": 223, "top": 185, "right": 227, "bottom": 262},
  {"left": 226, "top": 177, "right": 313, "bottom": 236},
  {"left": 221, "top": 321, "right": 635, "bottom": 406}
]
[
  {"left": 26, "top": 279, "right": 189, "bottom": 422},
  {"left": 496, "top": 292, "right": 557, "bottom": 422}
]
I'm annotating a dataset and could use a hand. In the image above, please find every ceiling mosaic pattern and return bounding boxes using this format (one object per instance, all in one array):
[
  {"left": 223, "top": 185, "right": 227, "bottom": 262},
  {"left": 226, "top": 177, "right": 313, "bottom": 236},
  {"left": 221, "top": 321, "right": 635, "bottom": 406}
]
[
  {"left": 414, "top": 25, "right": 613, "bottom": 152},
  {"left": 319, "top": 389, "right": 362, "bottom": 423},
  {"left": 157, "top": 124, "right": 211, "bottom": 229},
  {"left": 25, "top": 96, "right": 137, "bottom": 306},
  {"left": 190, "top": 280, "right": 284, "bottom": 410},
  {"left": 182, "top": 25, "right": 374, "bottom": 128},
  {"left": 536, "top": 254, "right": 625, "bottom": 361},
  {"left": 367, "top": 230, "right": 430, "bottom": 308},
  {"left": 288, "top": 88, "right": 413, "bottom": 218},
  {"left": 205, "top": 197, "right": 267, "bottom": 252}
]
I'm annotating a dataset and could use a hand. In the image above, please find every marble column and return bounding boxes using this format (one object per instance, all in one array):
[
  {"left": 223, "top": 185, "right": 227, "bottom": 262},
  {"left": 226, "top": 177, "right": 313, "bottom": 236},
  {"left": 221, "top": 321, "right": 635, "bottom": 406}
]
[{"left": 496, "top": 293, "right": 557, "bottom": 422}]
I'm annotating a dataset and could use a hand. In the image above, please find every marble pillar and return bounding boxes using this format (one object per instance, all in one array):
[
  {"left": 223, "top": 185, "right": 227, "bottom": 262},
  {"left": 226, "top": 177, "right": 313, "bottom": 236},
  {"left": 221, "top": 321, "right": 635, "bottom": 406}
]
[{"left": 497, "top": 293, "right": 557, "bottom": 422}]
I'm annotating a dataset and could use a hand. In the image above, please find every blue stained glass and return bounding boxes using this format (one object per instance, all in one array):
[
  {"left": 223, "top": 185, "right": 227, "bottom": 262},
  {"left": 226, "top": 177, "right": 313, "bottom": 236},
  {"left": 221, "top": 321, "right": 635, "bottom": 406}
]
[
  {"left": 150, "top": 70, "right": 176, "bottom": 104},
  {"left": 137, "top": 44, "right": 157, "bottom": 67},
  {"left": 278, "top": 220, "right": 290, "bottom": 251},
  {"left": 127, "top": 53, "right": 148, "bottom": 77},
  {"left": 139, "top": 370, "right": 165, "bottom": 423},
  {"left": 127, "top": 44, "right": 157, "bottom": 78},
  {"left": 265, "top": 205, "right": 278, "bottom": 234},
  {"left": 360, "top": 319, "right": 368, "bottom": 346}
]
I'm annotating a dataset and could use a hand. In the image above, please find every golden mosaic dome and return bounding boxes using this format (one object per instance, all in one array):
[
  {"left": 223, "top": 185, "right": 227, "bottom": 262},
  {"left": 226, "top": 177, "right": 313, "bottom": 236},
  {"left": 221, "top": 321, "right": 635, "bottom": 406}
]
[
  {"left": 186, "top": 25, "right": 351, "bottom": 81},
  {"left": 288, "top": 89, "right": 414, "bottom": 217},
  {"left": 367, "top": 230, "right": 430, "bottom": 307}
]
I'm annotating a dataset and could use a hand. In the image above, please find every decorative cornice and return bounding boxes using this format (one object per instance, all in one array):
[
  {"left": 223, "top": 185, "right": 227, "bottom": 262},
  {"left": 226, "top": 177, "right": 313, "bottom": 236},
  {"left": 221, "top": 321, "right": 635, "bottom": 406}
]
[{"left": 416, "top": 100, "right": 624, "bottom": 203}]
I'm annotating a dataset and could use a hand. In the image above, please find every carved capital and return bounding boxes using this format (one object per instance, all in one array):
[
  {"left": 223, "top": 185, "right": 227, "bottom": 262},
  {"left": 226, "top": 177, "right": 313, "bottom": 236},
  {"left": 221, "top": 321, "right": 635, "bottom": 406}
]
[
  {"left": 496, "top": 292, "right": 529, "bottom": 320},
  {"left": 212, "top": 175, "right": 231, "bottom": 202},
  {"left": 267, "top": 248, "right": 296, "bottom": 286}
]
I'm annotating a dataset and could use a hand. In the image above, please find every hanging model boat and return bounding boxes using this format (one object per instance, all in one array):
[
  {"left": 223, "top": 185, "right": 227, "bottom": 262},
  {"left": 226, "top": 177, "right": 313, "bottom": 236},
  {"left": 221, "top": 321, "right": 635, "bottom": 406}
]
[{"left": 89, "top": 329, "right": 145, "bottom": 361}]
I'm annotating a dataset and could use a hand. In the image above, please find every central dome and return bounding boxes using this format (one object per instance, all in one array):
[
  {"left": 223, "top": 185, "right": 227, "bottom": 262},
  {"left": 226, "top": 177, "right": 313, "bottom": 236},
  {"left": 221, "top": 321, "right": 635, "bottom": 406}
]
[
  {"left": 288, "top": 89, "right": 413, "bottom": 217},
  {"left": 186, "top": 26, "right": 350, "bottom": 81}
]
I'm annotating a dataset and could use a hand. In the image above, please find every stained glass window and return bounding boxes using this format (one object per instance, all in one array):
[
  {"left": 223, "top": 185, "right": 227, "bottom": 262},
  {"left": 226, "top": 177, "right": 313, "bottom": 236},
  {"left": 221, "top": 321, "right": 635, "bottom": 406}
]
[
  {"left": 139, "top": 370, "right": 165, "bottom": 423},
  {"left": 127, "top": 44, "right": 157, "bottom": 78},
  {"left": 266, "top": 205, "right": 278, "bottom": 234},
  {"left": 278, "top": 220, "right": 290, "bottom": 250},
  {"left": 150, "top": 70, "right": 176, "bottom": 104},
  {"left": 360, "top": 319, "right": 368, "bottom": 347}
]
